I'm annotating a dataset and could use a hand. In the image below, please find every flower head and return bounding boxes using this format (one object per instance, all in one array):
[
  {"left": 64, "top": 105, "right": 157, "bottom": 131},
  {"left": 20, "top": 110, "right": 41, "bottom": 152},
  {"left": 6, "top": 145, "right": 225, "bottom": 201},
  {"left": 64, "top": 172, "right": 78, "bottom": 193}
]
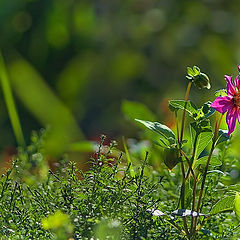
[{"left": 211, "top": 65, "right": 240, "bottom": 136}]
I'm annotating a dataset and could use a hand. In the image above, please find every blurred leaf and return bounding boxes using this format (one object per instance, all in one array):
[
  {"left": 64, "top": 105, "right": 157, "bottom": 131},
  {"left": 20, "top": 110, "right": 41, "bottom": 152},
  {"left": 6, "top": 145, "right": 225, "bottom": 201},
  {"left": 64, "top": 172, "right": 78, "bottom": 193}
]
[
  {"left": 68, "top": 141, "right": 94, "bottom": 152},
  {"left": 210, "top": 195, "right": 235, "bottom": 215},
  {"left": 122, "top": 100, "right": 156, "bottom": 121},
  {"left": 135, "top": 119, "right": 176, "bottom": 145},
  {"left": 95, "top": 219, "right": 122, "bottom": 240},
  {"left": 234, "top": 192, "right": 240, "bottom": 221},
  {"left": 169, "top": 100, "right": 197, "bottom": 117},
  {"left": 73, "top": 2, "right": 96, "bottom": 37},
  {"left": 46, "top": 0, "right": 70, "bottom": 48},
  {"left": 42, "top": 210, "right": 71, "bottom": 230},
  {"left": 8, "top": 56, "right": 84, "bottom": 156},
  {"left": 57, "top": 54, "right": 93, "bottom": 110},
  {"left": 109, "top": 51, "right": 146, "bottom": 84},
  {"left": 42, "top": 210, "right": 73, "bottom": 240}
]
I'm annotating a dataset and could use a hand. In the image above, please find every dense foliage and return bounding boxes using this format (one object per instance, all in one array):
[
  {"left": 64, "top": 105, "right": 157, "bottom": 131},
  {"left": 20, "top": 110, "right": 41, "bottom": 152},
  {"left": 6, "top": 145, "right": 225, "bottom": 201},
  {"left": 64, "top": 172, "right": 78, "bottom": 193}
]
[{"left": 0, "top": 131, "right": 239, "bottom": 239}]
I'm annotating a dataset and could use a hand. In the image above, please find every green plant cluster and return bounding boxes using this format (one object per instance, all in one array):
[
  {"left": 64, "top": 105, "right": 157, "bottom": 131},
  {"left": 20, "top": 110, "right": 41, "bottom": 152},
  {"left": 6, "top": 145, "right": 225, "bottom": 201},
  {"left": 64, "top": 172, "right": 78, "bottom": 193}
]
[{"left": 0, "top": 132, "right": 239, "bottom": 239}]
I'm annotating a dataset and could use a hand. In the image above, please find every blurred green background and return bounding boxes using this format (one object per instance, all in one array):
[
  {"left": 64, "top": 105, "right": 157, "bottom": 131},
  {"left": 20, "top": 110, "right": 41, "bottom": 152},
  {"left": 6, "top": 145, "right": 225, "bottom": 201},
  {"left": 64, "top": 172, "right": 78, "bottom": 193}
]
[{"left": 0, "top": 0, "right": 240, "bottom": 158}]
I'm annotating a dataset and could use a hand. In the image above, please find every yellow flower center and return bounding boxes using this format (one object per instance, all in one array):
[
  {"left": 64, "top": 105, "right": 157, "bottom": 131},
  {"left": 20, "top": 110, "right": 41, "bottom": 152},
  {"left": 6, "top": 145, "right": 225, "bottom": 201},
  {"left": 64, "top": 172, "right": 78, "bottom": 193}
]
[{"left": 234, "top": 92, "right": 240, "bottom": 107}]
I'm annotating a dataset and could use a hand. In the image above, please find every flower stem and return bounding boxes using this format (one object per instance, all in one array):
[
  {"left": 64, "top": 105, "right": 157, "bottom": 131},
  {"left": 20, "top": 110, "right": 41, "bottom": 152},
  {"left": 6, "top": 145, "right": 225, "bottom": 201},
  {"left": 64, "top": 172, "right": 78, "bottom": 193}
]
[
  {"left": 192, "top": 113, "right": 223, "bottom": 233},
  {"left": 180, "top": 81, "right": 192, "bottom": 142},
  {"left": 178, "top": 81, "right": 192, "bottom": 236}
]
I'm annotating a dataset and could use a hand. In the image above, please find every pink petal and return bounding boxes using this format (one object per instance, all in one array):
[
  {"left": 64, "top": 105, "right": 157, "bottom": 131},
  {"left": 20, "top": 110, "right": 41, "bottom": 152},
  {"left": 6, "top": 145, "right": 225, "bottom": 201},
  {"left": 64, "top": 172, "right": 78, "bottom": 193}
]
[
  {"left": 236, "top": 65, "right": 240, "bottom": 90},
  {"left": 225, "top": 75, "right": 236, "bottom": 96},
  {"left": 211, "top": 96, "right": 234, "bottom": 114},
  {"left": 234, "top": 76, "right": 240, "bottom": 90},
  {"left": 226, "top": 107, "right": 238, "bottom": 136}
]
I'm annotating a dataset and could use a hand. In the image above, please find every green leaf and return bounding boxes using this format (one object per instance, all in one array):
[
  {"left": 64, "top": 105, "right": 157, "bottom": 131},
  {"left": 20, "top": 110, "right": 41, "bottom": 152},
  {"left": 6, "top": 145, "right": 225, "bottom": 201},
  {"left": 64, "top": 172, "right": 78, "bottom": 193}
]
[
  {"left": 169, "top": 100, "right": 197, "bottom": 117},
  {"left": 194, "top": 156, "right": 222, "bottom": 169},
  {"left": 193, "top": 66, "right": 200, "bottom": 75},
  {"left": 190, "top": 121, "right": 213, "bottom": 159},
  {"left": 227, "top": 184, "right": 240, "bottom": 192},
  {"left": 215, "top": 89, "right": 227, "bottom": 97},
  {"left": 198, "top": 101, "right": 215, "bottom": 120},
  {"left": 135, "top": 119, "right": 176, "bottom": 145},
  {"left": 216, "top": 129, "right": 230, "bottom": 145},
  {"left": 122, "top": 100, "right": 156, "bottom": 121},
  {"left": 187, "top": 67, "right": 195, "bottom": 77},
  {"left": 234, "top": 192, "right": 240, "bottom": 221},
  {"left": 210, "top": 195, "right": 235, "bottom": 215}
]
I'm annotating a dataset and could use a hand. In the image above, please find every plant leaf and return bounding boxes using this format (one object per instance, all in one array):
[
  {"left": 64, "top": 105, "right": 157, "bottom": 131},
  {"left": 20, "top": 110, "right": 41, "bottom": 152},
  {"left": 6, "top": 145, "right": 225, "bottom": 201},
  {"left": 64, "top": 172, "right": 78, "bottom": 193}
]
[
  {"left": 216, "top": 129, "right": 230, "bottom": 145},
  {"left": 193, "top": 66, "right": 200, "bottom": 75},
  {"left": 215, "top": 89, "right": 227, "bottom": 97},
  {"left": 210, "top": 195, "right": 235, "bottom": 215},
  {"left": 190, "top": 121, "right": 213, "bottom": 159},
  {"left": 169, "top": 100, "right": 197, "bottom": 117},
  {"left": 227, "top": 184, "right": 240, "bottom": 192},
  {"left": 187, "top": 67, "right": 195, "bottom": 77},
  {"left": 135, "top": 119, "right": 176, "bottom": 145},
  {"left": 194, "top": 156, "right": 222, "bottom": 168},
  {"left": 234, "top": 192, "right": 240, "bottom": 221}
]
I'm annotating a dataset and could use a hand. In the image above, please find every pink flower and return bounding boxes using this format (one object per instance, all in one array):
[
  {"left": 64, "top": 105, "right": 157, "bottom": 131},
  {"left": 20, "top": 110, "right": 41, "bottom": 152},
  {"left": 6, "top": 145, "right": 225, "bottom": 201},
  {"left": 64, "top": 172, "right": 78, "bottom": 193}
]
[{"left": 211, "top": 66, "right": 240, "bottom": 136}]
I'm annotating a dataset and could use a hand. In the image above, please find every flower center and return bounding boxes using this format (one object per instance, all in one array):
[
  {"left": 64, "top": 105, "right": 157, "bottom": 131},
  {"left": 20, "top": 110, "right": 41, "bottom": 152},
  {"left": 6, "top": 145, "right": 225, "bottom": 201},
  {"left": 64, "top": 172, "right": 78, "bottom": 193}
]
[{"left": 234, "top": 92, "right": 240, "bottom": 107}]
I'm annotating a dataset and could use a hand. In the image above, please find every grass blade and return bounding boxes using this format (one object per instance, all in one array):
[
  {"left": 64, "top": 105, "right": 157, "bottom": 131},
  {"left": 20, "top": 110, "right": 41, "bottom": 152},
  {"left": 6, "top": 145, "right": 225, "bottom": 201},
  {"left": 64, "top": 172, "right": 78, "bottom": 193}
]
[{"left": 0, "top": 51, "right": 25, "bottom": 147}]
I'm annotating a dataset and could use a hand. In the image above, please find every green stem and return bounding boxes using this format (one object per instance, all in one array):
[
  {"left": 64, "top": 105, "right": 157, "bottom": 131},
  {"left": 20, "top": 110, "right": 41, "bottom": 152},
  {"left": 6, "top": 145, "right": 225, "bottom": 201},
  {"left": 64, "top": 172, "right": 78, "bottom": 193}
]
[
  {"left": 178, "top": 81, "right": 192, "bottom": 236},
  {"left": 192, "top": 113, "right": 223, "bottom": 234},
  {"left": 180, "top": 81, "right": 192, "bottom": 142}
]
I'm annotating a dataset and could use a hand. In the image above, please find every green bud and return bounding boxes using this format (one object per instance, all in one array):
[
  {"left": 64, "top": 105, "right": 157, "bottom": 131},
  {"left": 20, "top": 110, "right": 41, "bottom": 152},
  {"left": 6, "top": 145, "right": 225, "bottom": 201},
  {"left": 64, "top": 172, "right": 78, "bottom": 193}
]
[
  {"left": 193, "top": 72, "right": 211, "bottom": 89},
  {"left": 163, "top": 148, "right": 180, "bottom": 170},
  {"left": 186, "top": 66, "right": 211, "bottom": 89}
]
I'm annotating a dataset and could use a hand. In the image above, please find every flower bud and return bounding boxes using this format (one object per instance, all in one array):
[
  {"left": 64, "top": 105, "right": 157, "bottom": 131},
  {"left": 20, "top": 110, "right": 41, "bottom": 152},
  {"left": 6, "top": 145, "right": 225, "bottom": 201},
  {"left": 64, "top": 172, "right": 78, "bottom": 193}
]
[
  {"left": 163, "top": 148, "right": 180, "bottom": 170},
  {"left": 193, "top": 73, "right": 211, "bottom": 89}
]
